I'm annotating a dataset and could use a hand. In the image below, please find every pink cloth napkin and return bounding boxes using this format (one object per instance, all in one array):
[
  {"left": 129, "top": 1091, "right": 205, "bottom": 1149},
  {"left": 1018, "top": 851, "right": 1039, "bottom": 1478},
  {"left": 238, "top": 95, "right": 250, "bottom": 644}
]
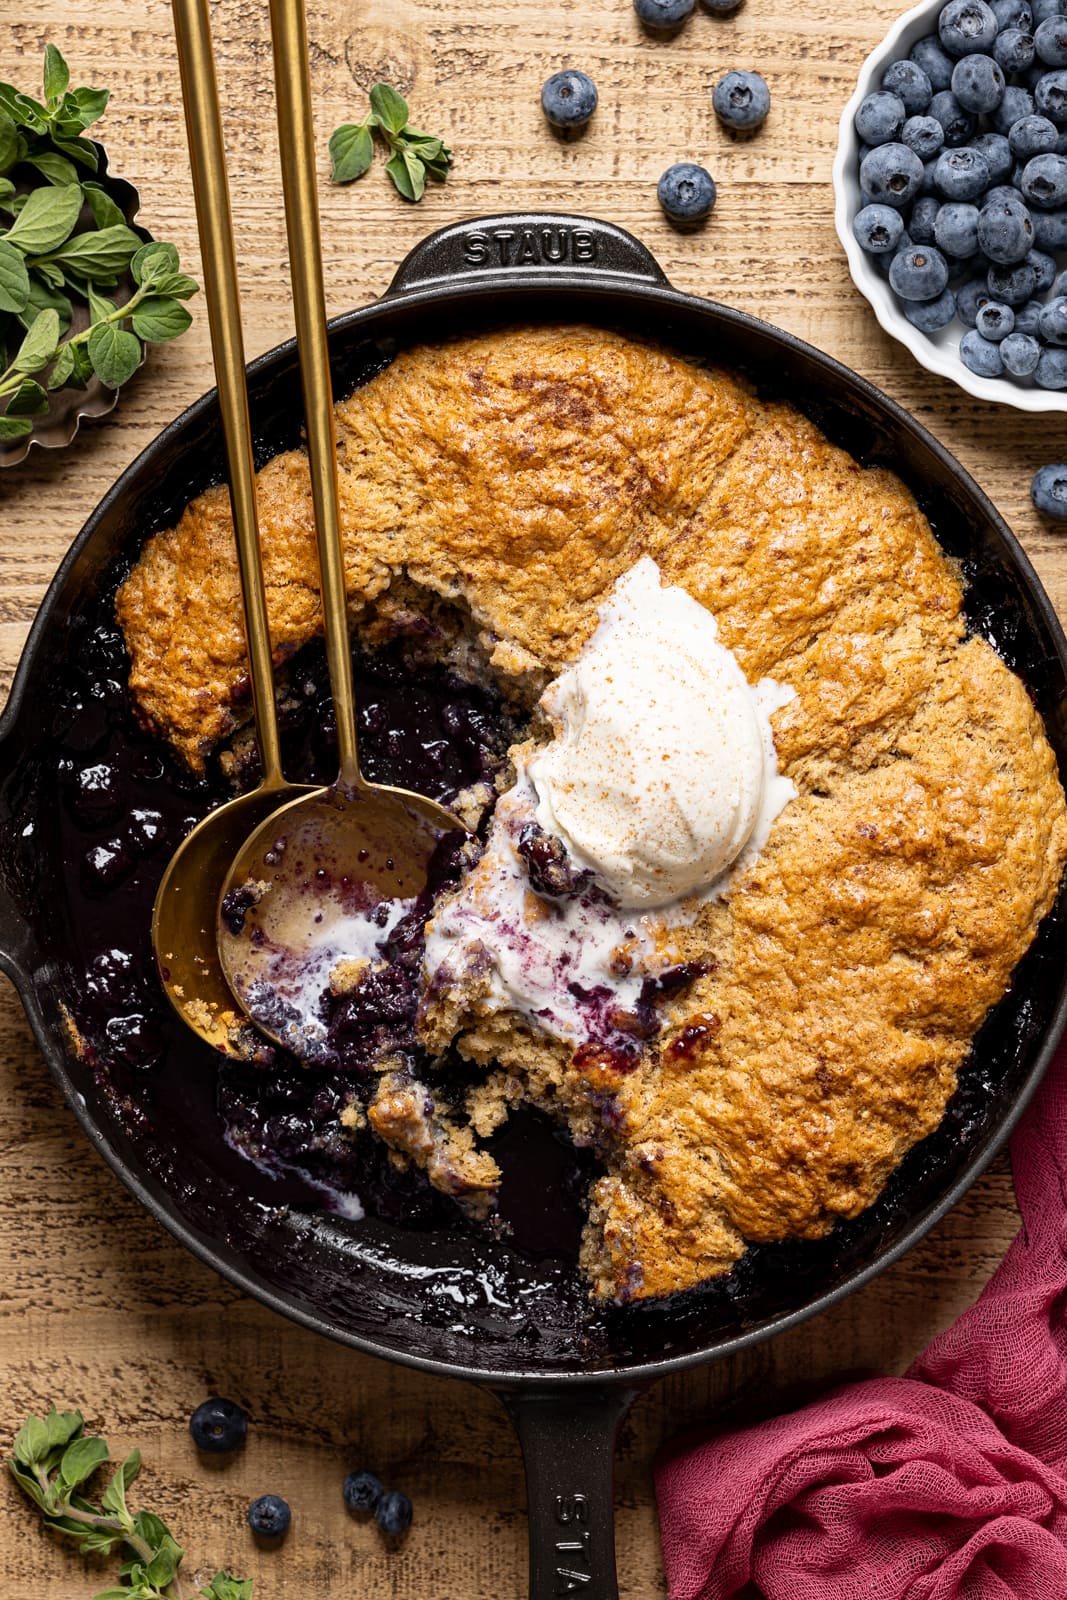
[{"left": 655, "top": 1037, "right": 1067, "bottom": 1600}]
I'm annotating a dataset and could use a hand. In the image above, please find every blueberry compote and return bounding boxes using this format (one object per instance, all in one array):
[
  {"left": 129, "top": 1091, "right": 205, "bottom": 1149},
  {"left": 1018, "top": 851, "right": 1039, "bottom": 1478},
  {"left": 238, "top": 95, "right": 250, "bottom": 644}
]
[{"left": 37, "top": 565, "right": 585, "bottom": 1240}]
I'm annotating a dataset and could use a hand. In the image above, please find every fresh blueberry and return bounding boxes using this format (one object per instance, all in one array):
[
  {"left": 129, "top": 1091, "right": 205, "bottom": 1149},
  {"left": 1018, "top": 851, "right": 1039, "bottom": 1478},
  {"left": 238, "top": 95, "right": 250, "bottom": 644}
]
[
  {"left": 910, "top": 193, "right": 942, "bottom": 240},
  {"left": 853, "top": 202, "right": 906, "bottom": 252},
  {"left": 1020, "top": 149, "right": 1067, "bottom": 202},
  {"left": 189, "top": 1398, "right": 248, "bottom": 1454},
  {"left": 956, "top": 275, "right": 993, "bottom": 322},
  {"left": 657, "top": 162, "right": 716, "bottom": 224},
  {"left": 1033, "top": 0, "right": 1065, "bottom": 21},
  {"left": 985, "top": 181, "right": 1025, "bottom": 205},
  {"left": 993, "top": 26, "right": 1037, "bottom": 73},
  {"left": 929, "top": 87, "right": 979, "bottom": 143},
  {"left": 1035, "top": 345, "right": 1067, "bottom": 383},
  {"left": 1035, "top": 14, "right": 1067, "bottom": 60},
  {"left": 344, "top": 1469, "right": 385, "bottom": 1514},
  {"left": 903, "top": 286, "right": 958, "bottom": 328},
  {"left": 987, "top": 254, "right": 1040, "bottom": 297},
  {"left": 541, "top": 70, "right": 598, "bottom": 129},
  {"left": 960, "top": 326, "right": 1007, "bottom": 372},
  {"left": 992, "top": 84, "right": 1035, "bottom": 132},
  {"left": 902, "top": 114, "right": 945, "bottom": 159},
  {"left": 910, "top": 34, "right": 958, "bottom": 91},
  {"left": 939, "top": 0, "right": 1000, "bottom": 56},
  {"left": 1034, "top": 67, "right": 1067, "bottom": 121},
  {"left": 971, "top": 130, "right": 1013, "bottom": 181},
  {"left": 889, "top": 243, "right": 950, "bottom": 298},
  {"left": 248, "top": 1495, "right": 291, "bottom": 1540},
  {"left": 855, "top": 91, "right": 906, "bottom": 143},
  {"left": 712, "top": 69, "right": 771, "bottom": 130},
  {"left": 1014, "top": 295, "right": 1046, "bottom": 331},
  {"left": 1001, "top": 328, "right": 1043, "bottom": 370},
  {"left": 1039, "top": 290, "right": 1067, "bottom": 337},
  {"left": 375, "top": 1490, "right": 413, "bottom": 1539},
  {"left": 934, "top": 144, "right": 991, "bottom": 196},
  {"left": 860, "top": 142, "right": 925, "bottom": 206},
  {"left": 935, "top": 199, "right": 981, "bottom": 254},
  {"left": 990, "top": 0, "right": 1034, "bottom": 26},
  {"left": 699, "top": 0, "right": 744, "bottom": 9},
  {"left": 951, "top": 53, "right": 1005, "bottom": 112},
  {"left": 1032, "top": 203, "right": 1067, "bottom": 244},
  {"left": 977, "top": 194, "right": 1034, "bottom": 259},
  {"left": 882, "top": 58, "right": 934, "bottom": 113},
  {"left": 1032, "top": 462, "right": 1067, "bottom": 513},
  {"left": 1009, "top": 113, "right": 1060, "bottom": 159},
  {"left": 1028, "top": 243, "right": 1058, "bottom": 286},
  {"left": 633, "top": 0, "right": 695, "bottom": 27},
  {"left": 976, "top": 298, "right": 1016, "bottom": 336}
]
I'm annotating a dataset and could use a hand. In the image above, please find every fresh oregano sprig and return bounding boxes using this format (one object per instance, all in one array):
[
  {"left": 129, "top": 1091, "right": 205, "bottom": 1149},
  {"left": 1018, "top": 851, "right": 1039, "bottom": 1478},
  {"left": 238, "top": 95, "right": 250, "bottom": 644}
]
[
  {"left": 8, "top": 1405, "right": 251, "bottom": 1600},
  {"left": 329, "top": 82, "right": 452, "bottom": 202},
  {"left": 0, "top": 46, "right": 199, "bottom": 440}
]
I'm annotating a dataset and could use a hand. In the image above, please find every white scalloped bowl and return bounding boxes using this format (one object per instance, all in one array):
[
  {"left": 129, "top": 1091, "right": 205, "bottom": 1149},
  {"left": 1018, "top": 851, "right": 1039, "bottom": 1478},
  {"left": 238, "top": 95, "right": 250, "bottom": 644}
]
[{"left": 832, "top": 0, "right": 1067, "bottom": 412}]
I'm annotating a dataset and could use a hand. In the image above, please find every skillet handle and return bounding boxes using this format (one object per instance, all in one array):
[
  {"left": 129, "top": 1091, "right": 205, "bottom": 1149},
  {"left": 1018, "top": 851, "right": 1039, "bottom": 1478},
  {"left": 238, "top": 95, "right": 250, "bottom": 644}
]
[
  {"left": 386, "top": 213, "right": 669, "bottom": 296},
  {"left": 496, "top": 1383, "right": 644, "bottom": 1600}
]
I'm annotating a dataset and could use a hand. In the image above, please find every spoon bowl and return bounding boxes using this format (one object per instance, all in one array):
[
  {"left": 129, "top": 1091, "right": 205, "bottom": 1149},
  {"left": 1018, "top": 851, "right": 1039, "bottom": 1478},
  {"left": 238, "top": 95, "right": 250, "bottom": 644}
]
[
  {"left": 217, "top": 781, "right": 462, "bottom": 1059},
  {"left": 153, "top": 778, "right": 316, "bottom": 1056}
]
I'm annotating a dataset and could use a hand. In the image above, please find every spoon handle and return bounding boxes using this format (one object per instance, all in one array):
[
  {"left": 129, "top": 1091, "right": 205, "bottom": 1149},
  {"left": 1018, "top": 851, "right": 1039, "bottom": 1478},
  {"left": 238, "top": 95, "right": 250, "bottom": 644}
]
[
  {"left": 172, "top": 0, "right": 285, "bottom": 789},
  {"left": 268, "top": 0, "right": 361, "bottom": 794}
]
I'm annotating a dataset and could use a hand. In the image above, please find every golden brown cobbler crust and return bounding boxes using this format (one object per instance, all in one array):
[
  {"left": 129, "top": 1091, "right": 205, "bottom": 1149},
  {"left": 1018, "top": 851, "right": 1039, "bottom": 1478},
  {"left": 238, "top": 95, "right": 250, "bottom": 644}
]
[{"left": 115, "top": 326, "right": 1067, "bottom": 1301}]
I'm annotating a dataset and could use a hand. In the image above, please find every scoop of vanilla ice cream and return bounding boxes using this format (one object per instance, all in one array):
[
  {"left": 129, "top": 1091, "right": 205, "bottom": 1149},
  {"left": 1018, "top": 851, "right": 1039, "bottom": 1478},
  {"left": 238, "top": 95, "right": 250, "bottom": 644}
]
[{"left": 526, "top": 557, "right": 789, "bottom": 908}]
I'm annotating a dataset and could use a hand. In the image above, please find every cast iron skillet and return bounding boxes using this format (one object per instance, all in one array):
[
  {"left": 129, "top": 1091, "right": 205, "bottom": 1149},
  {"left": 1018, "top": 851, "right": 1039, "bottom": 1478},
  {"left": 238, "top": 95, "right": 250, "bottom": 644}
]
[{"left": 2, "top": 212, "right": 1067, "bottom": 1598}]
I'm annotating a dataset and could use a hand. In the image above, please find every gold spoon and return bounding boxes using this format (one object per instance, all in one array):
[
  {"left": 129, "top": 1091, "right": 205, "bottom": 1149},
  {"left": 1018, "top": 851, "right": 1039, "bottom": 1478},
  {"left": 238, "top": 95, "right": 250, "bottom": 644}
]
[
  {"left": 216, "top": 0, "right": 465, "bottom": 1060},
  {"left": 151, "top": 0, "right": 316, "bottom": 1057}
]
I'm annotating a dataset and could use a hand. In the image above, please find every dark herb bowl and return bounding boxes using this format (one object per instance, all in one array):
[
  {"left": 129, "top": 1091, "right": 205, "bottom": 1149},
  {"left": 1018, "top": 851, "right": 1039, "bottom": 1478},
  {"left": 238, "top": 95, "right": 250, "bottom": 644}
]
[{"left": 0, "top": 143, "right": 152, "bottom": 469}]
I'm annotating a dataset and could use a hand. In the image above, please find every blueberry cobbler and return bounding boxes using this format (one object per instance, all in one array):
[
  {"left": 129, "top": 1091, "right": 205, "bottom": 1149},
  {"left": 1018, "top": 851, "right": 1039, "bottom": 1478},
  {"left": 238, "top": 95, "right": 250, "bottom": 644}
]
[{"left": 94, "top": 325, "right": 1067, "bottom": 1301}]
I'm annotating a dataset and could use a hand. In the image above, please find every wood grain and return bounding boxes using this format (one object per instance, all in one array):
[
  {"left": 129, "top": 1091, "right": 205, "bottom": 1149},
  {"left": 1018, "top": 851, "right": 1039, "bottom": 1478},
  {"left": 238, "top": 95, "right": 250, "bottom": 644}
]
[{"left": 0, "top": 1, "right": 1050, "bottom": 1594}]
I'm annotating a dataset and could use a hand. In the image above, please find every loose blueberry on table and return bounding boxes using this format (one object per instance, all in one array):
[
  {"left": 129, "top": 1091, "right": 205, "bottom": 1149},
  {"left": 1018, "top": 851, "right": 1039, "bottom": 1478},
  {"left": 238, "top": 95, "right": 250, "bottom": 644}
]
[
  {"left": 850, "top": 0, "right": 1067, "bottom": 388},
  {"left": 343, "top": 1469, "right": 384, "bottom": 1514},
  {"left": 375, "top": 1489, "right": 414, "bottom": 1539},
  {"left": 541, "top": 69, "right": 598, "bottom": 129},
  {"left": 247, "top": 1494, "right": 291, "bottom": 1540},
  {"left": 657, "top": 161, "right": 717, "bottom": 225},
  {"left": 633, "top": 0, "right": 696, "bottom": 29},
  {"left": 712, "top": 69, "right": 771, "bottom": 131},
  {"left": 1032, "top": 461, "right": 1067, "bottom": 514},
  {"left": 189, "top": 1397, "right": 248, "bottom": 1454}
]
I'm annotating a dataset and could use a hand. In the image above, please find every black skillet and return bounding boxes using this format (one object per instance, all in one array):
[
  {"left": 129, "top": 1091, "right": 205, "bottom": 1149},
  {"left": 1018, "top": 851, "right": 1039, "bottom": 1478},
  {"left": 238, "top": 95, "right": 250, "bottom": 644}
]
[{"left": 2, "top": 213, "right": 1067, "bottom": 1599}]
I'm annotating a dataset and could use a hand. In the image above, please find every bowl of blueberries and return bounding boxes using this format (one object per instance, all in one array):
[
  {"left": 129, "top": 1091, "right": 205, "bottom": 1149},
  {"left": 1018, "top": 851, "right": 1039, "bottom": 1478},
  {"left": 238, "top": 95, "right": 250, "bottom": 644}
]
[{"left": 833, "top": 0, "right": 1067, "bottom": 409}]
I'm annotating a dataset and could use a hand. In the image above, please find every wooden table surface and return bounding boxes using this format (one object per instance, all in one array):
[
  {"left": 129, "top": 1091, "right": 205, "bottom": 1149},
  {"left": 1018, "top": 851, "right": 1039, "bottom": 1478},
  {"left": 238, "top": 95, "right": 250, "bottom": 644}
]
[{"left": 1, "top": 1, "right": 1064, "bottom": 1595}]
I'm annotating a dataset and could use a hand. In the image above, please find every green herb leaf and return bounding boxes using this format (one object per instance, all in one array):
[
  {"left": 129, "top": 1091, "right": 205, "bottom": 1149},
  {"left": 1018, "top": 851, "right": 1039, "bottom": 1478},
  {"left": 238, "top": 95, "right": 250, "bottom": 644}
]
[
  {"left": 87, "top": 321, "right": 141, "bottom": 387},
  {"left": 131, "top": 295, "right": 191, "bottom": 342},
  {"left": 65, "top": 85, "right": 110, "bottom": 128},
  {"left": 51, "top": 221, "right": 140, "bottom": 275},
  {"left": 0, "top": 238, "right": 30, "bottom": 312},
  {"left": 0, "top": 411, "right": 32, "bottom": 437},
  {"left": 385, "top": 147, "right": 425, "bottom": 202},
  {"left": 12, "top": 90, "right": 47, "bottom": 135},
  {"left": 27, "top": 150, "right": 81, "bottom": 186},
  {"left": 51, "top": 134, "right": 99, "bottom": 172},
  {"left": 131, "top": 239, "right": 179, "bottom": 285},
  {"left": 43, "top": 45, "right": 71, "bottom": 103},
  {"left": 145, "top": 1534, "right": 183, "bottom": 1587},
  {"left": 201, "top": 1575, "right": 254, "bottom": 1600},
  {"left": 369, "top": 82, "right": 409, "bottom": 135},
  {"left": 32, "top": 258, "right": 64, "bottom": 288},
  {"left": 100, "top": 1449, "right": 140, "bottom": 1518},
  {"left": 131, "top": 1507, "right": 174, "bottom": 1554},
  {"left": 81, "top": 181, "right": 125, "bottom": 228},
  {"left": 90, "top": 1589, "right": 133, "bottom": 1599},
  {"left": 329, "top": 121, "right": 374, "bottom": 184},
  {"left": 5, "top": 182, "right": 82, "bottom": 254},
  {"left": 148, "top": 269, "right": 199, "bottom": 300},
  {"left": 20, "top": 277, "right": 72, "bottom": 334},
  {"left": 86, "top": 281, "right": 116, "bottom": 322},
  {"left": 58, "top": 1434, "right": 109, "bottom": 1488},
  {"left": 8, "top": 1458, "right": 48, "bottom": 1504},
  {"left": 6, "top": 376, "right": 50, "bottom": 415},
  {"left": 0, "top": 177, "right": 15, "bottom": 208},
  {"left": 47, "top": 340, "right": 75, "bottom": 388},
  {"left": 0, "top": 108, "right": 19, "bottom": 172},
  {"left": 13, "top": 1414, "right": 51, "bottom": 1467},
  {"left": 13, "top": 307, "right": 60, "bottom": 371},
  {"left": 67, "top": 342, "right": 93, "bottom": 387}
]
